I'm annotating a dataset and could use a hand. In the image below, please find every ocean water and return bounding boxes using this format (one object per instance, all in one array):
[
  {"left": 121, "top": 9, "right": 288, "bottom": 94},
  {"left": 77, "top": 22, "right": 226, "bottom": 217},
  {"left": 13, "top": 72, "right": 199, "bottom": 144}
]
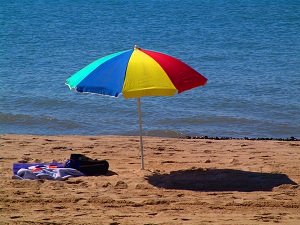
[{"left": 1, "top": 1, "right": 299, "bottom": 138}]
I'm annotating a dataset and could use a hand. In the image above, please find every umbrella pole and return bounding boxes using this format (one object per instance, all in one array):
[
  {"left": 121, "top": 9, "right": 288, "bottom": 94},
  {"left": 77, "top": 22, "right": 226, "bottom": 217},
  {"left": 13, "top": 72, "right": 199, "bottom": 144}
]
[{"left": 137, "top": 97, "right": 145, "bottom": 170}]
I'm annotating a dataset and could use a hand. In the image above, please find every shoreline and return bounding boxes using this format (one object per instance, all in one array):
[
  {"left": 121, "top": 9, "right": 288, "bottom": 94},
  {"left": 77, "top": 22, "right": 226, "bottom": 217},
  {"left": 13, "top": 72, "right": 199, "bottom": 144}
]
[{"left": 1, "top": 133, "right": 299, "bottom": 141}]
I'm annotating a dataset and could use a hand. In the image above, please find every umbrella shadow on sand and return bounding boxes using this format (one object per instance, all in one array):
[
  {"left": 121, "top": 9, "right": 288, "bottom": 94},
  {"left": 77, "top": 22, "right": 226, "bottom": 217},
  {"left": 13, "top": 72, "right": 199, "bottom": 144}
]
[{"left": 146, "top": 168, "right": 298, "bottom": 192}]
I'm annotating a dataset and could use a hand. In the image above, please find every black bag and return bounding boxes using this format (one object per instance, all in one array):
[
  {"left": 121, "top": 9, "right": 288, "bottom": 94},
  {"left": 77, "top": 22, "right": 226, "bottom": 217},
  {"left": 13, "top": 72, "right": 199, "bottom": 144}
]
[{"left": 65, "top": 154, "right": 109, "bottom": 175}]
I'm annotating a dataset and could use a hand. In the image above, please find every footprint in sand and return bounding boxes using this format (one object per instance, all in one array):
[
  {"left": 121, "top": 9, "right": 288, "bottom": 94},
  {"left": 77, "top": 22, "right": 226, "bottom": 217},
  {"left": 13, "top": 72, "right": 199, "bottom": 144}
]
[{"left": 114, "top": 181, "right": 128, "bottom": 189}]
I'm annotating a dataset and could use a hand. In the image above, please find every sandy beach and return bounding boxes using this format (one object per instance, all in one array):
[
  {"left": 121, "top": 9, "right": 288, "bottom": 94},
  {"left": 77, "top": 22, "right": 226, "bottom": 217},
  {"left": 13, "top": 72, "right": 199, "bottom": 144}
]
[{"left": 0, "top": 134, "right": 299, "bottom": 225}]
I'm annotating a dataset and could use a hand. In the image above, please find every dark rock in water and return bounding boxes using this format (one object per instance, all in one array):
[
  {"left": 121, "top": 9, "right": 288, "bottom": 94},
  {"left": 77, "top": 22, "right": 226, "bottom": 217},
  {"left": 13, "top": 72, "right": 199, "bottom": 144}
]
[
  {"left": 179, "top": 135, "right": 299, "bottom": 141},
  {"left": 182, "top": 135, "right": 191, "bottom": 139}
]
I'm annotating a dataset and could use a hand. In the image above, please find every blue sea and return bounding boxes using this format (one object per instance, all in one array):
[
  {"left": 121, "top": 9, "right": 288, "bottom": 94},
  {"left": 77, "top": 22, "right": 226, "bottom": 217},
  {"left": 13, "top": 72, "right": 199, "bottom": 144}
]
[{"left": 1, "top": 1, "right": 299, "bottom": 138}]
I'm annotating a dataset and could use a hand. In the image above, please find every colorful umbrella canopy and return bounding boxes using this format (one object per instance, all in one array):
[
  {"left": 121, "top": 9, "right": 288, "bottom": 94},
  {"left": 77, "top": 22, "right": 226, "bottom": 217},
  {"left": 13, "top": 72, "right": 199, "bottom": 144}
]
[{"left": 66, "top": 45, "right": 207, "bottom": 169}]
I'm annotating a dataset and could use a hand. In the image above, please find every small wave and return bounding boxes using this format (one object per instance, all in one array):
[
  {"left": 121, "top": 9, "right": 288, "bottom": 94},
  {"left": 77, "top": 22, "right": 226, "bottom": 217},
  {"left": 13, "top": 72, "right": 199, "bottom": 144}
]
[
  {"left": 0, "top": 112, "right": 82, "bottom": 135},
  {"left": 145, "top": 130, "right": 188, "bottom": 138}
]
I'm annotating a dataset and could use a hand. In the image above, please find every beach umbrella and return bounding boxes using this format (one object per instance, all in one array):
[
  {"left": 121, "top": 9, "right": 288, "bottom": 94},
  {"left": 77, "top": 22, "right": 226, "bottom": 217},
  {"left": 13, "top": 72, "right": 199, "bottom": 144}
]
[{"left": 66, "top": 45, "right": 207, "bottom": 170}]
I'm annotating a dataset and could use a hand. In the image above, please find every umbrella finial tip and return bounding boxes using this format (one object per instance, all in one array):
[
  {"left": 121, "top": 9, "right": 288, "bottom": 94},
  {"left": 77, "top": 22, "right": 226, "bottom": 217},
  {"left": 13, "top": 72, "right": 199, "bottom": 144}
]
[{"left": 134, "top": 45, "right": 138, "bottom": 49}]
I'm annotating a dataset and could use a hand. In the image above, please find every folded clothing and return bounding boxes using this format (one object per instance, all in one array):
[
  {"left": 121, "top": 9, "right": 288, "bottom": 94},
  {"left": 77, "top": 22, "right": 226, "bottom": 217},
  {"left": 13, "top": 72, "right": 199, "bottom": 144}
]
[{"left": 65, "top": 154, "right": 109, "bottom": 175}]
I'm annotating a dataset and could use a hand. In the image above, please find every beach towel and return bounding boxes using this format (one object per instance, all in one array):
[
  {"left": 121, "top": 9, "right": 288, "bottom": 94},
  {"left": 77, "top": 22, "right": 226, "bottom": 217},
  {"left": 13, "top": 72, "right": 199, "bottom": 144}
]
[
  {"left": 12, "top": 154, "right": 109, "bottom": 180},
  {"left": 13, "top": 162, "right": 65, "bottom": 174},
  {"left": 12, "top": 163, "right": 84, "bottom": 180},
  {"left": 12, "top": 167, "right": 84, "bottom": 180}
]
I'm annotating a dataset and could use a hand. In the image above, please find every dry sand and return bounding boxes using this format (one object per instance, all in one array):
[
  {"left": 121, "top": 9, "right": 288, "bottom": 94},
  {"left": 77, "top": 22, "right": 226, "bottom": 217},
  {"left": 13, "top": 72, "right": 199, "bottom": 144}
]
[{"left": 0, "top": 134, "right": 299, "bottom": 225}]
